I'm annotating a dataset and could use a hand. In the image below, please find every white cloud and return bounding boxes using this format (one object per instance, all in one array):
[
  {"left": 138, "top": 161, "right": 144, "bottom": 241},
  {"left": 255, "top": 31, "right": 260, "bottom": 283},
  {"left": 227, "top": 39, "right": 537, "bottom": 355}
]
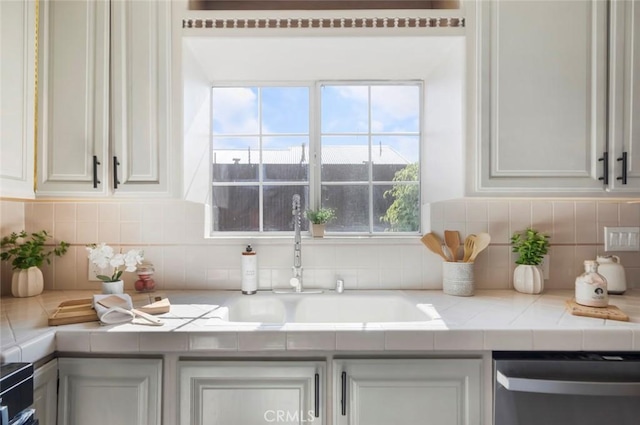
[{"left": 212, "top": 88, "right": 260, "bottom": 134}]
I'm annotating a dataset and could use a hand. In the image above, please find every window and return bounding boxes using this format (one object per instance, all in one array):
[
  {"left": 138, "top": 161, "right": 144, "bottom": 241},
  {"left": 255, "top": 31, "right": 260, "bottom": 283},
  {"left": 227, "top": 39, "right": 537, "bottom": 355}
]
[{"left": 210, "top": 82, "right": 422, "bottom": 235}]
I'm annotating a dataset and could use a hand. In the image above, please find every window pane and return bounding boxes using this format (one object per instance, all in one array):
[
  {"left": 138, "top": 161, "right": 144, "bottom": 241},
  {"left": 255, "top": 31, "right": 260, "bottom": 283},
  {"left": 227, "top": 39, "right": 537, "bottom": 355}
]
[
  {"left": 321, "top": 135, "right": 369, "bottom": 181},
  {"left": 322, "top": 185, "right": 369, "bottom": 232},
  {"left": 371, "top": 137, "right": 419, "bottom": 182},
  {"left": 262, "top": 87, "right": 309, "bottom": 134},
  {"left": 212, "top": 186, "right": 259, "bottom": 231},
  {"left": 212, "top": 137, "right": 259, "bottom": 182},
  {"left": 371, "top": 85, "right": 420, "bottom": 133},
  {"left": 263, "top": 136, "right": 309, "bottom": 182},
  {"left": 375, "top": 183, "right": 420, "bottom": 232},
  {"left": 321, "top": 85, "right": 368, "bottom": 133},
  {"left": 263, "top": 185, "right": 309, "bottom": 231},
  {"left": 212, "top": 87, "right": 259, "bottom": 135}
]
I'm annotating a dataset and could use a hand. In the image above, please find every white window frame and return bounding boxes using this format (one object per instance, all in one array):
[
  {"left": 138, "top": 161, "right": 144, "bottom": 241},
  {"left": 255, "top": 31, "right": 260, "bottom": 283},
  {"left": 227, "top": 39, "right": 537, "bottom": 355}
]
[{"left": 209, "top": 80, "right": 423, "bottom": 237}]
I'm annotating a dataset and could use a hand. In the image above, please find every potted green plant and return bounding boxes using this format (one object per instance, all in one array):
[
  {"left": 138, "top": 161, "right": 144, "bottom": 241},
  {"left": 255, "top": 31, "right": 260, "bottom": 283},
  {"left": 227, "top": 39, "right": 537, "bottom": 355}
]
[
  {"left": 510, "top": 227, "right": 550, "bottom": 294},
  {"left": 1, "top": 230, "right": 69, "bottom": 297},
  {"left": 305, "top": 208, "right": 335, "bottom": 238}
]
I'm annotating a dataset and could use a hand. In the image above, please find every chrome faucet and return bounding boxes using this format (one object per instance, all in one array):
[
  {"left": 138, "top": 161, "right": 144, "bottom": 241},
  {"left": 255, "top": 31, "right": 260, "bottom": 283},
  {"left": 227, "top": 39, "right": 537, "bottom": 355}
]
[{"left": 290, "top": 194, "right": 303, "bottom": 292}]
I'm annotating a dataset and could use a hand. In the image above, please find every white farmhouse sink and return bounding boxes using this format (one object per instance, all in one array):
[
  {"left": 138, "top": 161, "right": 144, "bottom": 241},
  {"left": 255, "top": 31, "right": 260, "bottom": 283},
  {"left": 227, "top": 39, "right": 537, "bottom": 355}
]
[{"left": 216, "top": 292, "right": 435, "bottom": 324}]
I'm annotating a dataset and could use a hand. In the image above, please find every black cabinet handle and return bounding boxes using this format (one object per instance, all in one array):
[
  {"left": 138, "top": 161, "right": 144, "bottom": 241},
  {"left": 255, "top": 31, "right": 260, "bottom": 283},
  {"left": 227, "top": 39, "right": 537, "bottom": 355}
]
[
  {"left": 92, "top": 155, "right": 101, "bottom": 188},
  {"left": 341, "top": 371, "right": 347, "bottom": 416},
  {"left": 598, "top": 152, "right": 608, "bottom": 185},
  {"left": 314, "top": 373, "right": 320, "bottom": 418},
  {"left": 113, "top": 156, "right": 121, "bottom": 189},
  {"left": 617, "top": 152, "right": 628, "bottom": 185}
]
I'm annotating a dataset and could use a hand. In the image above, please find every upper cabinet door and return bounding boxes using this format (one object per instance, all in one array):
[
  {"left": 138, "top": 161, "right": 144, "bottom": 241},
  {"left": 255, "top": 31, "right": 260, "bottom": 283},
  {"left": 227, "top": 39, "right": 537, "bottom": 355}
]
[
  {"left": 474, "top": 0, "right": 607, "bottom": 194},
  {"left": 36, "top": 0, "right": 110, "bottom": 197},
  {"left": 0, "top": 0, "right": 36, "bottom": 199},
  {"left": 110, "top": 0, "right": 172, "bottom": 196},
  {"left": 609, "top": 0, "right": 640, "bottom": 191}
]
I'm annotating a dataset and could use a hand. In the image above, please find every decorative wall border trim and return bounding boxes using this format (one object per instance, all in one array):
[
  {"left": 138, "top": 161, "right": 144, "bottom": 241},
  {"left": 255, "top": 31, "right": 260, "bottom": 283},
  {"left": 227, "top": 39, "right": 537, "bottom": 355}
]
[{"left": 182, "top": 16, "right": 464, "bottom": 29}]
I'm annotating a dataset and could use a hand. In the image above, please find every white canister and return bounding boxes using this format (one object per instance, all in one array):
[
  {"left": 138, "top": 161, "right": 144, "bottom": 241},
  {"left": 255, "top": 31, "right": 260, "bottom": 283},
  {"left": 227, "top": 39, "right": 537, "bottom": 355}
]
[
  {"left": 575, "top": 260, "right": 608, "bottom": 307},
  {"left": 241, "top": 245, "right": 257, "bottom": 295},
  {"left": 596, "top": 255, "right": 627, "bottom": 295}
]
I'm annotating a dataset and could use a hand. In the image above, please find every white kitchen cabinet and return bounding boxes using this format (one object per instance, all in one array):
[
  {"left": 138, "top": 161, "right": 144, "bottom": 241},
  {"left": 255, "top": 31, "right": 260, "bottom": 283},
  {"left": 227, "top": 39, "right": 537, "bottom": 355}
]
[
  {"left": 0, "top": 0, "right": 37, "bottom": 199},
  {"left": 471, "top": 0, "right": 609, "bottom": 194},
  {"left": 36, "top": 0, "right": 174, "bottom": 197},
  {"left": 57, "top": 357, "right": 162, "bottom": 425},
  {"left": 110, "top": 0, "right": 173, "bottom": 196},
  {"left": 608, "top": 0, "right": 640, "bottom": 191},
  {"left": 36, "top": 0, "right": 110, "bottom": 196},
  {"left": 334, "top": 359, "right": 482, "bottom": 425},
  {"left": 179, "top": 360, "right": 325, "bottom": 425},
  {"left": 33, "top": 359, "right": 58, "bottom": 425}
]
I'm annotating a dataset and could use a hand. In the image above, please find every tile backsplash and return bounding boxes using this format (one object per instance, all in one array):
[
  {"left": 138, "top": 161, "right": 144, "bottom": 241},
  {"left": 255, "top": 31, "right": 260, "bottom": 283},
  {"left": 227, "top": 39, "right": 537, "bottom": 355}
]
[{"left": 1, "top": 199, "right": 639, "bottom": 295}]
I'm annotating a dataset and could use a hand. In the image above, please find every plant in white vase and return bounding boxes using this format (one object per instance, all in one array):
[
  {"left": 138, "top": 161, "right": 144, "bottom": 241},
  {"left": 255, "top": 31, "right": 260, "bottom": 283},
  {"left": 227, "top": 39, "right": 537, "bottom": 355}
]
[
  {"left": 510, "top": 228, "right": 549, "bottom": 294},
  {"left": 1, "top": 230, "right": 69, "bottom": 297},
  {"left": 305, "top": 208, "right": 335, "bottom": 238},
  {"left": 86, "top": 243, "right": 143, "bottom": 294}
]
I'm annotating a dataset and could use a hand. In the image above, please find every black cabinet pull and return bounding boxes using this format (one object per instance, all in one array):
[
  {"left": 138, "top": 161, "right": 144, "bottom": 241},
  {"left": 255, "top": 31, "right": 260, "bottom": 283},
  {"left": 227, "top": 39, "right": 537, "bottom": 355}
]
[
  {"left": 92, "top": 155, "right": 101, "bottom": 188},
  {"left": 314, "top": 373, "right": 320, "bottom": 418},
  {"left": 113, "top": 156, "right": 121, "bottom": 189},
  {"left": 341, "top": 371, "right": 347, "bottom": 416},
  {"left": 598, "top": 152, "right": 608, "bottom": 185},
  {"left": 617, "top": 152, "right": 628, "bottom": 185}
]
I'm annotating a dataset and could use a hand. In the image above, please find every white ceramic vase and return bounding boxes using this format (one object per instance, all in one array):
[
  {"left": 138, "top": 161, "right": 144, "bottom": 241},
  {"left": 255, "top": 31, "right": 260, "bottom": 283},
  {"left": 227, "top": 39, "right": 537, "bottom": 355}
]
[
  {"left": 101, "top": 280, "right": 124, "bottom": 294},
  {"left": 11, "top": 266, "right": 44, "bottom": 297},
  {"left": 513, "top": 264, "right": 544, "bottom": 294}
]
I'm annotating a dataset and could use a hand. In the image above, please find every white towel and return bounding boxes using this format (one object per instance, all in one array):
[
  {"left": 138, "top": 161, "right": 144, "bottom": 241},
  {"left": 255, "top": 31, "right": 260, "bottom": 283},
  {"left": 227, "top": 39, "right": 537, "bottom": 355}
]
[{"left": 93, "top": 294, "right": 134, "bottom": 325}]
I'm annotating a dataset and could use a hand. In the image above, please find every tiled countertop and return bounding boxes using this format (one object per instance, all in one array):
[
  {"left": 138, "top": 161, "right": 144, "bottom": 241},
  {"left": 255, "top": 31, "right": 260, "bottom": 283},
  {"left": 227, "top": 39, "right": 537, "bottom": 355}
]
[{"left": 2, "top": 289, "right": 640, "bottom": 363}]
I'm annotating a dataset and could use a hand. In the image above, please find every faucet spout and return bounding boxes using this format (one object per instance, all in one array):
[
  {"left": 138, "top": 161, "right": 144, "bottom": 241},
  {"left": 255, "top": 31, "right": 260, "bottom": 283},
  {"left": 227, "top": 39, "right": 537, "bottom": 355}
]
[{"left": 291, "top": 194, "right": 303, "bottom": 292}]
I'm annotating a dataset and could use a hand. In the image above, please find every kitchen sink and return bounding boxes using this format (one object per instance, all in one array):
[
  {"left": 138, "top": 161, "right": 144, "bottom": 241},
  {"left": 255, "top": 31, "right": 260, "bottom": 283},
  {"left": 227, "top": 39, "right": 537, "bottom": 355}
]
[{"left": 213, "top": 292, "right": 435, "bottom": 324}]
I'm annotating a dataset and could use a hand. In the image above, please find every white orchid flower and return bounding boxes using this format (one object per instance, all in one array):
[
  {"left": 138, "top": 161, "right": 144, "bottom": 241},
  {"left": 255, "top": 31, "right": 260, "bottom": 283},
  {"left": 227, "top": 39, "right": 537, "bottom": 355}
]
[{"left": 86, "top": 243, "right": 145, "bottom": 282}]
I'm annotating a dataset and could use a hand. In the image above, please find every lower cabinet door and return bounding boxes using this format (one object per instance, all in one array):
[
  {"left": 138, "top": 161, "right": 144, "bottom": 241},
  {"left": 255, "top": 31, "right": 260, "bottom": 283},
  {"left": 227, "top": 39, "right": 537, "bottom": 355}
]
[
  {"left": 179, "top": 360, "right": 325, "bottom": 425},
  {"left": 34, "top": 359, "right": 58, "bottom": 425},
  {"left": 334, "top": 359, "right": 482, "bottom": 425},
  {"left": 57, "top": 358, "right": 162, "bottom": 425}
]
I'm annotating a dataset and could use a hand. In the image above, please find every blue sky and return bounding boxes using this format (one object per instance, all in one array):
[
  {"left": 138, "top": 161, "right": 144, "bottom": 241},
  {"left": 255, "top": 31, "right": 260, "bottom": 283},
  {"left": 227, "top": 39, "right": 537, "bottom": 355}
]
[{"left": 211, "top": 84, "right": 420, "bottom": 163}]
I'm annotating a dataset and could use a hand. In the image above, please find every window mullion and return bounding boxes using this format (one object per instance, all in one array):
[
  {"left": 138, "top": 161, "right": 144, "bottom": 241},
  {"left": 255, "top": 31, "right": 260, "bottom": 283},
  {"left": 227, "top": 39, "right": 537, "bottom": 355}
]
[
  {"left": 311, "top": 83, "right": 321, "bottom": 211},
  {"left": 258, "top": 88, "right": 264, "bottom": 232},
  {"left": 368, "top": 85, "right": 374, "bottom": 234}
]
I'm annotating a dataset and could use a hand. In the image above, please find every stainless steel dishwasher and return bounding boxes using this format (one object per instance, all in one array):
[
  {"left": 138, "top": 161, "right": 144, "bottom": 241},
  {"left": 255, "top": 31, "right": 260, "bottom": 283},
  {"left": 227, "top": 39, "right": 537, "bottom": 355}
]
[{"left": 494, "top": 352, "right": 640, "bottom": 425}]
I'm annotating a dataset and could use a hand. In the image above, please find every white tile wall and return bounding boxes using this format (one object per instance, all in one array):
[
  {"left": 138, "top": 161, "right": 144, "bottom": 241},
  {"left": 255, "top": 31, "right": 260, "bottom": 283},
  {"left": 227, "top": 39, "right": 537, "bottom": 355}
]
[{"left": 1, "top": 198, "right": 639, "bottom": 295}]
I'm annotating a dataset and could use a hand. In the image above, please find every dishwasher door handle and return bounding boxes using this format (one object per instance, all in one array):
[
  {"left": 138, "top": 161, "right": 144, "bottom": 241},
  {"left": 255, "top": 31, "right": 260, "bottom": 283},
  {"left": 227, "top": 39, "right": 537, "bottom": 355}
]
[{"left": 496, "top": 371, "right": 640, "bottom": 396}]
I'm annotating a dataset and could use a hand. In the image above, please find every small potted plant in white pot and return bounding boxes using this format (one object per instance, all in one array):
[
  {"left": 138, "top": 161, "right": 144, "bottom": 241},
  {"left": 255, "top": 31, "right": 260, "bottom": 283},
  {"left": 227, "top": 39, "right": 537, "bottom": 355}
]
[
  {"left": 305, "top": 208, "right": 335, "bottom": 238},
  {"left": 86, "top": 243, "right": 144, "bottom": 294},
  {"left": 1, "top": 230, "right": 69, "bottom": 297},
  {"left": 511, "top": 227, "right": 550, "bottom": 294}
]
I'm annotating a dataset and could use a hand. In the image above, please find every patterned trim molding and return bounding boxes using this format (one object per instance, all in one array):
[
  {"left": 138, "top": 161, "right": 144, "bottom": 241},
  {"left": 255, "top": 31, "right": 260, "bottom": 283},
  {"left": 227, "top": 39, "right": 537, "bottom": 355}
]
[{"left": 182, "top": 16, "right": 464, "bottom": 29}]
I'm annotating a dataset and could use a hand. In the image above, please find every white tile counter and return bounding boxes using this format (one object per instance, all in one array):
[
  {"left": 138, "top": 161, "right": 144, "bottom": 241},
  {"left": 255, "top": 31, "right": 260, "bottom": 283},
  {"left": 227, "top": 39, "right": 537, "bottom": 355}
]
[{"left": 2, "top": 289, "right": 640, "bottom": 363}]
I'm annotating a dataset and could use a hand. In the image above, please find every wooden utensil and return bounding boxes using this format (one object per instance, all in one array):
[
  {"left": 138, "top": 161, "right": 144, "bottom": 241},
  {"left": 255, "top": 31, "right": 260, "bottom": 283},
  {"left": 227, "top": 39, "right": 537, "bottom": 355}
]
[
  {"left": 420, "top": 233, "right": 449, "bottom": 261},
  {"left": 467, "top": 232, "right": 491, "bottom": 262},
  {"left": 444, "top": 230, "right": 461, "bottom": 262},
  {"left": 462, "top": 235, "right": 476, "bottom": 262}
]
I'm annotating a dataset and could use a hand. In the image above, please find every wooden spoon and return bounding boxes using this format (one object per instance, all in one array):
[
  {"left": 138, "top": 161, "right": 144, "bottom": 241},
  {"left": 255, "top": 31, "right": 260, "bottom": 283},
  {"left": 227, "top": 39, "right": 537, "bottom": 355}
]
[
  {"left": 444, "top": 230, "right": 461, "bottom": 262},
  {"left": 463, "top": 234, "right": 476, "bottom": 262},
  {"left": 420, "top": 233, "right": 449, "bottom": 262},
  {"left": 467, "top": 232, "right": 491, "bottom": 263}
]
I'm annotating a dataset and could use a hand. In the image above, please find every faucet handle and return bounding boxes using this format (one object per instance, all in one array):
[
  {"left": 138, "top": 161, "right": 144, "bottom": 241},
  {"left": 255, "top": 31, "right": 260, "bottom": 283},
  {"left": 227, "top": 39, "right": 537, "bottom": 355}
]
[{"left": 336, "top": 278, "right": 344, "bottom": 294}]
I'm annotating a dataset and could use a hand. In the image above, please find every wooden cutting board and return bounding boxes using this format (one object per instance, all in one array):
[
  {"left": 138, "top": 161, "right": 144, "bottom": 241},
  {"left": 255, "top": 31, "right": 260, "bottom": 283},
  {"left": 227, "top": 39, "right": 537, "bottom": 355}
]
[
  {"left": 565, "top": 299, "right": 629, "bottom": 322},
  {"left": 48, "top": 298, "right": 98, "bottom": 326},
  {"left": 48, "top": 294, "right": 171, "bottom": 326}
]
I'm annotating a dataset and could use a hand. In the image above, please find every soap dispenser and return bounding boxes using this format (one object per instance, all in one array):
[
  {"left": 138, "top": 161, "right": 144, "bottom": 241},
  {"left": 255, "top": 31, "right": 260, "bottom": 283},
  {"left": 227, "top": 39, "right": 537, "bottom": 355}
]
[
  {"left": 241, "top": 245, "right": 257, "bottom": 295},
  {"left": 575, "top": 260, "right": 608, "bottom": 307}
]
